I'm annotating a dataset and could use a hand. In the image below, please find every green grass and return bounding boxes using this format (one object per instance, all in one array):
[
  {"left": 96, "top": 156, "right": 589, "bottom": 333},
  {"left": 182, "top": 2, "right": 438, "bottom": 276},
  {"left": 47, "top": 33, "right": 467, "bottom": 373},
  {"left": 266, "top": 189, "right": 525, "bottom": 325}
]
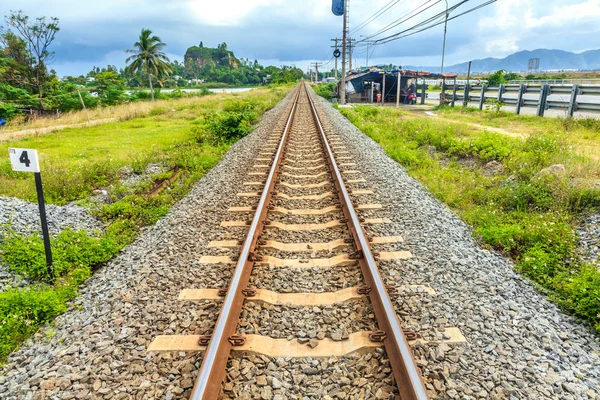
[
  {"left": 339, "top": 104, "right": 600, "bottom": 331},
  {"left": 0, "top": 85, "right": 292, "bottom": 363}
]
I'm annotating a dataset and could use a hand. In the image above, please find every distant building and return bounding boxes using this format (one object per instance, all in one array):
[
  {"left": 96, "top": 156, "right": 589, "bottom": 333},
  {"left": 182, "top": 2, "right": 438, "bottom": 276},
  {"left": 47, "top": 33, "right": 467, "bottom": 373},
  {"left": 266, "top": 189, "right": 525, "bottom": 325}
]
[{"left": 86, "top": 77, "right": 95, "bottom": 82}]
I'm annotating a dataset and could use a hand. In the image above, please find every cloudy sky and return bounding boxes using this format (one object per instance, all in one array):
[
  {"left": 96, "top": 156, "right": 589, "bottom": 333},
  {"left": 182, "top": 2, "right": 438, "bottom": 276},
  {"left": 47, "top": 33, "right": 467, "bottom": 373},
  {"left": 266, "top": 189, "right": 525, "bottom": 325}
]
[{"left": 1, "top": 0, "right": 599, "bottom": 76}]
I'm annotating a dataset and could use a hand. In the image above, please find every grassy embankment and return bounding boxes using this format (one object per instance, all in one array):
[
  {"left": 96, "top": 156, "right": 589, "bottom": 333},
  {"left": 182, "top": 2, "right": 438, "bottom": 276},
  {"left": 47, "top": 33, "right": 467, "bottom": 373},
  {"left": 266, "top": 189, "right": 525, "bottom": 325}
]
[
  {"left": 0, "top": 85, "right": 292, "bottom": 362},
  {"left": 338, "top": 104, "right": 600, "bottom": 331}
]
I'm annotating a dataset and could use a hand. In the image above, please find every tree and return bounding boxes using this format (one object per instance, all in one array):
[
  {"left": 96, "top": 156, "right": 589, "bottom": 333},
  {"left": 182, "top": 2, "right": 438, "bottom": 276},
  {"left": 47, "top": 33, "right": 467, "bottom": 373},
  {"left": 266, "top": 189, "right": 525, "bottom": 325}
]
[
  {"left": 0, "top": 11, "right": 59, "bottom": 108},
  {"left": 487, "top": 70, "right": 507, "bottom": 86},
  {"left": 125, "top": 28, "right": 171, "bottom": 101},
  {"left": 94, "top": 71, "right": 126, "bottom": 106}
]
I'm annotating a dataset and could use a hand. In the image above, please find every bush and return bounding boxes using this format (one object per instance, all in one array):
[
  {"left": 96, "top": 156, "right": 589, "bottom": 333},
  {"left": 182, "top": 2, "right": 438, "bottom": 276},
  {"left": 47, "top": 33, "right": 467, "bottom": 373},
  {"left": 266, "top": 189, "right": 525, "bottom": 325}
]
[
  {"left": 197, "top": 98, "right": 261, "bottom": 144},
  {"left": 313, "top": 83, "right": 336, "bottom": 99},
  {"left": 0, "top": 103, "right": 20, "bottom": 119},
  {"left": 0, "top": 287, "right": 70, "bottom": 361},
  {"left": 340, "top": 104, "right": 600, "bottom": 332},
  {"left": 1, "top": 229, "right": 120, "bottom": 282}
]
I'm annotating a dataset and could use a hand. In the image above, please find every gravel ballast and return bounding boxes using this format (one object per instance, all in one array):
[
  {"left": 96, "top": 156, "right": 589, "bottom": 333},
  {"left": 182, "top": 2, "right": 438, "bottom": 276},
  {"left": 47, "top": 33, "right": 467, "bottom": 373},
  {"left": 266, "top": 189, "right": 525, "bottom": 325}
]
[
  {"left": 313, "top": 90, "right": 600, "bottom": 399},
  {"left": 1, "top": 86, "right": 599, "bottom": 400},
  {"left": 0, "top": 197, "right": 104, "bottom": 237}
]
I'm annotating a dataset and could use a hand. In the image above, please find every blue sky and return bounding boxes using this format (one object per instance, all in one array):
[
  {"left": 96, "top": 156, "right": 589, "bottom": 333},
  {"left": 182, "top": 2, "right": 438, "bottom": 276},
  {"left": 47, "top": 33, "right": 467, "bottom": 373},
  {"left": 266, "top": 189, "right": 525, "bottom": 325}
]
[{"left": 1, "top": 0, "right": 599, "bottom": 76}]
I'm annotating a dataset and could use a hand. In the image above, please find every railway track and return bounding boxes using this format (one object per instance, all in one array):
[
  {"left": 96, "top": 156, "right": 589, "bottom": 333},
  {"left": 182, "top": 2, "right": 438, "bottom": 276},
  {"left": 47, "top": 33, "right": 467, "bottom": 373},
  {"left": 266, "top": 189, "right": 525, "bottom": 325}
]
[{"left": 149, "top": 82, "right": 465, "bottom": 399}]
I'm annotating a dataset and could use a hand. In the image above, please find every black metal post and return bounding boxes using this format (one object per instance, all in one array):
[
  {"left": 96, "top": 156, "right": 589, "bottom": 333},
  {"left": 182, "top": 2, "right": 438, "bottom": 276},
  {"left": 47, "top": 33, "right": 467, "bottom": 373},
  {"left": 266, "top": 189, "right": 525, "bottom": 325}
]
[{"left": 34, "top": 172, "right": 53, "bottom": 280}]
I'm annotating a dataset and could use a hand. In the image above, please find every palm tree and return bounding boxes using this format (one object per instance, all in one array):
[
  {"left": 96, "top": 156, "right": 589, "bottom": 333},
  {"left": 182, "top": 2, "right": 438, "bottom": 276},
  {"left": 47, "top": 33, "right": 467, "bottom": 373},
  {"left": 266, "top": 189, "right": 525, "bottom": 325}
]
[{"left": 125, "top": 28, "right": 172, "bottom": 101}]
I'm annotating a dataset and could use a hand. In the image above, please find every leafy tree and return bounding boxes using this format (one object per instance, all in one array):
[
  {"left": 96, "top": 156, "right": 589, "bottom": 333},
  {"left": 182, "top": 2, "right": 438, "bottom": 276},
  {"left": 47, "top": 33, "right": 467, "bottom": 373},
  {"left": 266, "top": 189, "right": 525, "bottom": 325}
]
[
  {"left": 0, "top": 10, "right": 59, "bottom": 108},
  {"left": 125, "top": 28, "right": 171, "bottom": 101},
  {"left": 94, "top": 71, "right": 126, "bottom": 105},
  {"left": 487, "top": 70, "right": 507, "bottom": 86}
]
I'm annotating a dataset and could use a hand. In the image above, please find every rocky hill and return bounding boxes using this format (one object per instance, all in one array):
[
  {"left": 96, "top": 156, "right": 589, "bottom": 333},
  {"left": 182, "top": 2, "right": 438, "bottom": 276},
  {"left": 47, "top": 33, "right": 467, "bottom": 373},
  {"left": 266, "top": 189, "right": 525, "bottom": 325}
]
[{"left": 184, "top": 42, "right": 240, "bottom": 70}]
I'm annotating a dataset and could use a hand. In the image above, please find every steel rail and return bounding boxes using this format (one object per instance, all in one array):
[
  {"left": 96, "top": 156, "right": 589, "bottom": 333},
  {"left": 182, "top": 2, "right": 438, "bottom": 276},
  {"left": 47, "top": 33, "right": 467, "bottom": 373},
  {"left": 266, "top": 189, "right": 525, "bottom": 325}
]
[
  {"left": 305, "top": 82, "right": 429, "bottom": 400},
  {"left": 190, "top": 85, "right": 302, "bottom": 400}
]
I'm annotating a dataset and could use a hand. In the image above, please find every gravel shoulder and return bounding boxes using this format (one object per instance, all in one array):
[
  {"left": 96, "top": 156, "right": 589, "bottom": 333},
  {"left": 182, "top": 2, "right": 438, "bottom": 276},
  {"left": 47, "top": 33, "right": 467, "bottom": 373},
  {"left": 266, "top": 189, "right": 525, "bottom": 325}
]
[
  {"left": 0, "top": 91, "right": 295, "bottom": 399},
  {"left": 313, "top": 90, "right": 600, "bottom": 399}
]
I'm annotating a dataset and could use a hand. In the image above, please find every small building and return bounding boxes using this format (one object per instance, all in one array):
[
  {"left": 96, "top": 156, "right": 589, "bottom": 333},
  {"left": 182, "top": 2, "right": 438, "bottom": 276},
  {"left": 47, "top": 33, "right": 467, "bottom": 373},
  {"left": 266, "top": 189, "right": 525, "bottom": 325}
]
[{"left": 338, "top": 68, "right": 457, "bottom": 104}]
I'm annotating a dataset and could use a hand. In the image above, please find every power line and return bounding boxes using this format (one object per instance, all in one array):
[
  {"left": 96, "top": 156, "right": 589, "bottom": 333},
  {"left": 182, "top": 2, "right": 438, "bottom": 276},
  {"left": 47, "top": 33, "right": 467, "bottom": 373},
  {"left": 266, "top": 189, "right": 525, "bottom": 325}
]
[
  {"left": 375, "top": 0, "right": 496, "bottom": 44},
  {"left": 357, "top": 0, "right": 442, "bottom": 43},
  {"left": 350, "top": 0, "right": 406, "bottom": 35}
]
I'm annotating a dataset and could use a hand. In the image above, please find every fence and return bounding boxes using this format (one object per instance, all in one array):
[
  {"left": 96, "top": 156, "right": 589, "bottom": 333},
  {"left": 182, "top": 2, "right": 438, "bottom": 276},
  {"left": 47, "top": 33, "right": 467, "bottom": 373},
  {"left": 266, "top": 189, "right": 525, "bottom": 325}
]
[
  {"left": 439, "top": 82, "right": 600, "bottom": 117},
  {"left": 508, "top": 79, "right": 600, "bottom": 85}
]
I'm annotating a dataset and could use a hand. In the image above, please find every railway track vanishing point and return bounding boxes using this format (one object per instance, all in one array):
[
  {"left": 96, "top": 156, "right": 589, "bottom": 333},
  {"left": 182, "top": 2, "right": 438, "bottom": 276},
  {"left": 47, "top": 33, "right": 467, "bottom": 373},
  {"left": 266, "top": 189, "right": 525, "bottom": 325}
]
[{"left": 149, "top": 82, "right": 466, "bottom": 399}]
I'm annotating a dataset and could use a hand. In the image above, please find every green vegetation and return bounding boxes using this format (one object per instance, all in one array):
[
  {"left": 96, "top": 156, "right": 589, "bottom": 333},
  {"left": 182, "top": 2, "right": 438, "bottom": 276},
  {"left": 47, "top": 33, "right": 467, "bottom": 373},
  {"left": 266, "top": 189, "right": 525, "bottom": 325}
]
[
  {"left": 313, "top": 83, "right": 336, "bottom": 99},
  {"left": 179, "top": 42, "right": 303, "bottom": 87},
  {"left": 0, "top": 11, "right": 303, "bottom": 120},
  {"left": 0, "top": 86, "right": 290, "bottom": 362},
  {"left": 339, "top": 104, "right": 600, "bottom": 331}
]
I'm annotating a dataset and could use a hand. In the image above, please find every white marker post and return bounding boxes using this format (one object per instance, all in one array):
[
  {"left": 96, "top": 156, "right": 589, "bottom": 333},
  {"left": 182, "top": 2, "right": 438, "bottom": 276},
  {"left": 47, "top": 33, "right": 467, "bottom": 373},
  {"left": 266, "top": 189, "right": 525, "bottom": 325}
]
[{"left": 8, "top": 148, "right": 53, "bottom": 281}]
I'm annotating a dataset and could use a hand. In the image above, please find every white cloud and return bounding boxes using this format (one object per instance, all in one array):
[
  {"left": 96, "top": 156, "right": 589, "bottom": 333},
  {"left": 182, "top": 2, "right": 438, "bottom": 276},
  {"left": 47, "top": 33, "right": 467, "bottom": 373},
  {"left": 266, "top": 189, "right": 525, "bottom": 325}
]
[{"left": 3, "top": 0, "right": 600, "bottom": 75}]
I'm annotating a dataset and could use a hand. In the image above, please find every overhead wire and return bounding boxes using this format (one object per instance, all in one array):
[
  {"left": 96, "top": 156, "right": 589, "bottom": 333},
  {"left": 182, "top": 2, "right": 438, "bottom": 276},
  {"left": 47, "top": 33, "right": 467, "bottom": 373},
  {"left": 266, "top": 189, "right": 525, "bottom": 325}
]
[
  {"left": 350, "top": 0, "right": 406, "bottom": 35},
  {"left": 356, "top": 0, "right": 442, "bottom": 43},
  {"left": 374, "top": 0, "right": 497, "bottom": 44}
]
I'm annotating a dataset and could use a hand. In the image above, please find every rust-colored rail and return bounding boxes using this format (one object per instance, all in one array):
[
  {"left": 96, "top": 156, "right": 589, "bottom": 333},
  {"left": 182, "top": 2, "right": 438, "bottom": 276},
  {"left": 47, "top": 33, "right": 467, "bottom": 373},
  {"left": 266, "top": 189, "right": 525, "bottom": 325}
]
[
  {"left": 189, "top": 85, "right": 301, "bottom": 399},
  {"left": 306, "top": 85, "right": 429, "bottom": 400},
  {"left": 190, "top": 82, "right": 428, "bottom": 399}
]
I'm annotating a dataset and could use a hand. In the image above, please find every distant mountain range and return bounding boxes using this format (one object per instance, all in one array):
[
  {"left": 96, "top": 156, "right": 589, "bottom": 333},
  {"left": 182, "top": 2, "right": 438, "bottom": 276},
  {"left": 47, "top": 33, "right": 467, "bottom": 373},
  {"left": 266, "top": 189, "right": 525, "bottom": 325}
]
[{"left": 405, "top": 49, "right": 600, "bottom": 74}]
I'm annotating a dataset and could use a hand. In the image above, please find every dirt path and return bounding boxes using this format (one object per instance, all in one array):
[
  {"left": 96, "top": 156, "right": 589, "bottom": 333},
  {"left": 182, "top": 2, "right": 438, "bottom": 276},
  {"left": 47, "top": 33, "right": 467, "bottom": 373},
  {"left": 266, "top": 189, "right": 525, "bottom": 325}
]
[
  {"left": 0, "top": 118, "right": 116, "bottom": 142},
  {"left": 415, "top": 111, "right": 526, "bottom": 138}
]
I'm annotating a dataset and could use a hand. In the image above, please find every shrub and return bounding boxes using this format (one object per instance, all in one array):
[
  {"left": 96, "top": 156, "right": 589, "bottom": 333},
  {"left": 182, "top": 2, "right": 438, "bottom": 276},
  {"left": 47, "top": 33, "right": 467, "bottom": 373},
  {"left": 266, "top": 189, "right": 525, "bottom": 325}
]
[
  {"left": 313, "top": 83, "right": 336, "bottom": 99},
  {"left": 340, "top": 103, "right": 600, "bottom": 331},
  {"left": 0, "top": 287, "right": 70, "bottom": 361},
  {"left": 0, "top": 103, "right": 20, "bottom": 119},
  {"left": 0, "top": 229, "right": 120, "bottom": 282}
]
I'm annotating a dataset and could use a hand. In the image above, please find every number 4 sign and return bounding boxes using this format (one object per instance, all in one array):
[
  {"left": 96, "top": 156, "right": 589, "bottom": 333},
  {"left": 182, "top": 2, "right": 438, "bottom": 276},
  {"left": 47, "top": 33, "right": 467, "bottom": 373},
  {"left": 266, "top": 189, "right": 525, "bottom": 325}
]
[
  {"left": 9, "top": 148, "right": 40, "bottom": 173},
  {"left": 7, "top": 147, "right": 54, "bottom": 280}
]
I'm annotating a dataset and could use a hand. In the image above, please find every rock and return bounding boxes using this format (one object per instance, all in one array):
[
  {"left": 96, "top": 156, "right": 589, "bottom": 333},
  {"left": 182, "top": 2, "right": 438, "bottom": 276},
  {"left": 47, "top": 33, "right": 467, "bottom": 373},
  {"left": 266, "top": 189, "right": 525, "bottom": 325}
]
[
  {"left": 483, "top": 160, "right": 505, "bottom": 175},
  {"left": 271, "top": 377, "right": 282, "bottom": 389},
  {"left": 536, "top": 164, "right": 566, "bottom": 178},
  {"left": 261, "top": 386, "right": 273, "bottom": 400},
  {"left": 256, "top": 375, "right": 268, "bottom": 386}
]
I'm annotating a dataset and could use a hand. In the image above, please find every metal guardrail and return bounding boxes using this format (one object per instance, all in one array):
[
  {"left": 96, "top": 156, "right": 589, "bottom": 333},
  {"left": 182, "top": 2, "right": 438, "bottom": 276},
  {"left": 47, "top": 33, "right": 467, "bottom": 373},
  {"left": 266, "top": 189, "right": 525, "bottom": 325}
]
[
  {"left": 509, "top": 79, "right": 600, "bottom": 85},
  {"left": 441, "top": 82, "right": 600, "bottom": 117}
]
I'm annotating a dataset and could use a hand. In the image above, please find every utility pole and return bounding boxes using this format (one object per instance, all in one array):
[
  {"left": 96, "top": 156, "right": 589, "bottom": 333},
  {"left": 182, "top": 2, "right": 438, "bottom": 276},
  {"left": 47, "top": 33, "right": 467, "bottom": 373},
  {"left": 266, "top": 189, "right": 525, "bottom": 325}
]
[
  {"left": 340, "top": 0, "right": 349, "bottom": 104},
  {"left": 360, "top": 37, "right": 376, "bottom": 68},
  {"left": 311, "top": 62, "right": 323, "bottom": 83},
  {"left": 331, "top": 38, "right": 341, "bottom": 79},
  {"left": 463, "top": 61, "right": 472, "bottom": 107},
  {"left": 348, "top": 38, "right": 355, "bottom": 72},
  {"left": 440, "top": 0, "right": 449, "bottom": 74}
]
